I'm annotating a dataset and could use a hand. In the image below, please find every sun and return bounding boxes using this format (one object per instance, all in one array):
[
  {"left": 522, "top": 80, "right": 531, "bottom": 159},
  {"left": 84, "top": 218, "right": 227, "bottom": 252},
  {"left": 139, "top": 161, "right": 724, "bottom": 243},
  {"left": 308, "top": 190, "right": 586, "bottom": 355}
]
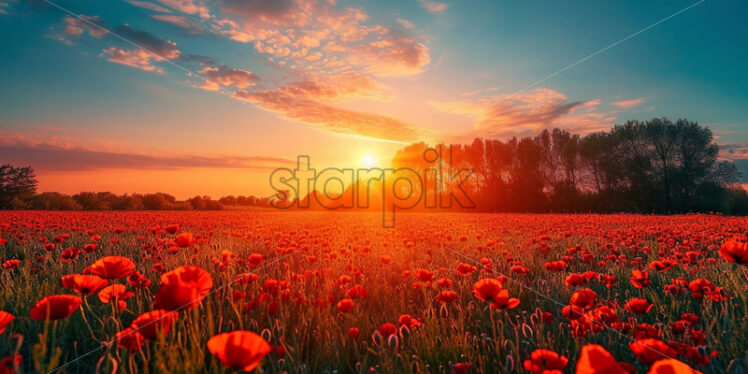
[{"left": 362, "top": 154, "right": 376, "bottom": 167}]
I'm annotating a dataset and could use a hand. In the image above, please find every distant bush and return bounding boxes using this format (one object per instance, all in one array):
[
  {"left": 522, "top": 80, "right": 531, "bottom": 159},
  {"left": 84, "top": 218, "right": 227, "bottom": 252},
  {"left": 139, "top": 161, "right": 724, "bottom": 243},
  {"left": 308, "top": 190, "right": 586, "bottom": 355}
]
[
  {"left": 27, "top": 192, "right": 82, "bottom": 210},
  {"left": 727, "top": 186, "right": 748, "bottom": 215}
]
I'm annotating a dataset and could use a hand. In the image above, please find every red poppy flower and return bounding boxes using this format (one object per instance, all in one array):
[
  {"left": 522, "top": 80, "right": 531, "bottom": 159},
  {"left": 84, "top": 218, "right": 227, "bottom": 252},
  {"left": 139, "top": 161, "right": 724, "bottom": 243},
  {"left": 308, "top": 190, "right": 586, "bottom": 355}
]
[
  {"left": 541, "top": 312, "right": 554, "bottom": 324},
  {"left": 565, "top": 273, "right": 588, "bottom": 287},
  {"left": 436, "top": 290, "right": 458, "bottom": 303},
  {"left": 0, "top": 311, "right": 13, "bottom": 335},
  {"left": 625, "top": 298, "right": 653, "bottom": 315},
  {"left": 114, "top": 327, "right": 146, "bottom": 352},
  {"left": 85, "top": 256, "right": 135, "bottom": 279},
  {"left": 82, "top": 243, "right": 98, "bottom": 253},
  {"left": 248, "top": 253, "right": 264, "bottom": 266},
  {"left": 634, "top": 323, "right": 661, "bottom": 339},
  {"left": 348, "top": 327, "right": 359, "bottom": 339},
  {"left": 649, "top": 260, "right": 676, "bottom": 272},
  {"left": 523, "top": 349, "right": 568, "bottom": 373},
  {"left": 336, "top": 298, "right": 354, "bottom": 313},
  {"left": 687, "top": 278, "right": 725, "bottom": 301},
  {"left": 164, "top": 224, "right": 179, "bottom": 234},
  {"left": 544, "top": 260, "right": 567, "bottom": 271},
  {"left": 98, "top": 284, "right": 135, "bottom": 309},
  {"left": 127, "top": 271, "right": 151, "bottom": 288},
  {"left": 378, "top": 322, "right": 397, "bottom": 337},
  {"left": 346, "top": 285, "right": 369, "bottom": 299},
  {"left": 207, "top": 331, "right": 271, "bottom": 372},
  {"left": 59, "top": 248, "right": 79, "bottom": 263},
  {"left": 2, "top": 259, "right": 21, "bottom": 271},
  {"left": 718, "top": 240, "right": 748, "bottom": 265},
  {"left": 681, "top": 313, "right": 699, "bottom": 324},
  {"left": 630, "top": 270, "right": 652, "bottom": 288},
  {"left": 562, "top": 305, "right": 585, "bottom": 320},
  {"left": 61, "top": 274, "right": 108, "bottom": 295},
  {"left": 415, "top": 269, "right": 433, "bottom": 282},
  {"left": 29, "top": 294, "right": 82, "bottom": 320},
  {"left": 472, "top": 278, "right": 502, "bottom": 302},
  {"left": 629, "top": 339, "right": 678, "bottom": 365},
  {"left": 456, "top": 263, "right": 477, "bottom": 276},
  {"left": 647, "top": 358, "right": 701, "bottom": 374},
  {"left": 130, "top": 309, "right": 178, "bottom": 340},
  {"left": 153, "top": 266, "right": 213, "bottom": 311},
  {"left": 0, "top": 355, "right": 22, "bottom": 374},
  {"left": 489, "top": 289, "right": 520, "bottom": 310},
  {"left": 510, "top": 264, "right": 530, "bottom": 274},
  {"left": 398, "top": 314, "right": 421, "bottom": 328},
  {"left": 454, "top": 362, "right": 470, "bottom": 374},
  {"left": 570, "top": 289, "right": 597, "bottom": 309},
  {"left": 575, "top": 344, "right": 629, "bottom": 374},
  {"left": 175, "top": 232, "right": 193, "bottom": 247}
]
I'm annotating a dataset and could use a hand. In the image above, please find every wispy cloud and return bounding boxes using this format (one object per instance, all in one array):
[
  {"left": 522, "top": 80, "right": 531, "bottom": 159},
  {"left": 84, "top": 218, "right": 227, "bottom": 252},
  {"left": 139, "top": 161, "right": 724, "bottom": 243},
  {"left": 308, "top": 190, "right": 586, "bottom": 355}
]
[
  {"left": 720, "top": 142, "right": 748, "bottom": 160},
  {"left": 418, "top": 0, "right": 447, "bottom": 14},
  {"left": 152, "top": 14, "right": 204, "bottom": 33},
  {"left": 126, "top": 0, "right": 173, "bottom": 14},
  {"left": 60, "top": 14, "right": 108, "bottom": 38},
  {"left": 232, "top": 88, "right": 420, "bottom": 143},
  {"left": 433, "top": 89, "right": 617, "bottom": 139},
  {"left": 611, "top": 97, "right": 646, "bottom": 109}
]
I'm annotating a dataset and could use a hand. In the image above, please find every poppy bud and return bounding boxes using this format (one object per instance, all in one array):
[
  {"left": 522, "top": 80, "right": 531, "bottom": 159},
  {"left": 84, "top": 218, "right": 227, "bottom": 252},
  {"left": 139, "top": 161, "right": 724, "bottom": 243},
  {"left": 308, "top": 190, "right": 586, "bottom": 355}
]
[
  {"left": 261, "top": 328, "right": 272, "bottom": 342},
  {"left": 371, "top": 331, "right": 383, "bottom": 346},
  {"left": 387, "top": 334, "right": 399, "bottom": 351}
]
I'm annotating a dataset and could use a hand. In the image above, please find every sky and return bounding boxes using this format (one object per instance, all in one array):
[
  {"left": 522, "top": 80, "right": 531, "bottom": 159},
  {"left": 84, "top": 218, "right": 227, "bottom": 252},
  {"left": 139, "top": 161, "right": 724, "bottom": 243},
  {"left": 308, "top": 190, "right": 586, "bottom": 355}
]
[{"left": 1, "top": 0, "right": 747, "bottom": 198}]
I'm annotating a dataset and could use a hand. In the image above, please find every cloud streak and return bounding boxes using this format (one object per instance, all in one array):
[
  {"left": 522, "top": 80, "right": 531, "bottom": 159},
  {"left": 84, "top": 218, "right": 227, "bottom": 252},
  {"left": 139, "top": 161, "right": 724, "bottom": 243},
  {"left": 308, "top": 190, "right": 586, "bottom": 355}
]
[
  {"left": 611, "top": 97, "right": 646, "bottom": 109},
  {"left": 232, "top": 88, "right": 419, "bottom": 143},
  {"left": 0, "top": 138, "right": 294, "bottom": 171},
  {"left": 418, "top": 0, "right": 447, "bottom": 14}
]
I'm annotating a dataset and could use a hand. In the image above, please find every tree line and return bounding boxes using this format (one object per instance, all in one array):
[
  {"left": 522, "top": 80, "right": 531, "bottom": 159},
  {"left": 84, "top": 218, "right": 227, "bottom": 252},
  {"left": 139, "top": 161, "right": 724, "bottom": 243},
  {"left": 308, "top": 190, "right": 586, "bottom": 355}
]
[
  {"left": 391, "top": 117, "right": 748, "bottom": 214},
  {"left": 0, "top": 167, "right": 272, "bottom": 211}
]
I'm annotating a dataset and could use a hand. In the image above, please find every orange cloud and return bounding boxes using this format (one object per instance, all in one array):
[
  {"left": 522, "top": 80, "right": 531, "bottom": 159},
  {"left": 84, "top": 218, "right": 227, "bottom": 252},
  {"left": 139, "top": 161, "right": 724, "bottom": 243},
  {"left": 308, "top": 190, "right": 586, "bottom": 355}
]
[
  {"left": 720, "top": 142, "right": 748, "bottom": 160},
  {"left": 99, "top": 25, "right": 181, "bottom": 73},
  {"left": 348, "top": 30, "right": 431, "bottom": 77},
  {"left": 198, "top": 64, "right": 257, "bottom": 90},
  {"left": 231, "top": 88, "right": 419, "bottom": 143},
  {"left": 61, "top": 15, "right": 108, "bottom": 38},
  {"left": 418, "top": 0, "right": 447, "bottom": 14},
  {"left": 102, "top": 47, "right": 165, "bottom": 73},
  {"left": 157, "top": 0, "right": 210, "bottom": 18},
  {"left": 210, "top": 0, "right": 430, "bottom": 77},
  {"left": 277, "top": 71, "right": 389, "bottom": 101},
  {"left": 611, "top": 97, "right": 646, "bottom": 109},
  {"left": 126, "top": 1, "right": 173, "bottom": 13}
]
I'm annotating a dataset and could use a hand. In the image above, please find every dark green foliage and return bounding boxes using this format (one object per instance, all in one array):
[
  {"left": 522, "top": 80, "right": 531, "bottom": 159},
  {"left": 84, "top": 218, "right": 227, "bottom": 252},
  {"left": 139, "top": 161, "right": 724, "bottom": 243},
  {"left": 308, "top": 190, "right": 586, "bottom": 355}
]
[{"left": 0, "top": 164, "right": 38, "bottom": 209}]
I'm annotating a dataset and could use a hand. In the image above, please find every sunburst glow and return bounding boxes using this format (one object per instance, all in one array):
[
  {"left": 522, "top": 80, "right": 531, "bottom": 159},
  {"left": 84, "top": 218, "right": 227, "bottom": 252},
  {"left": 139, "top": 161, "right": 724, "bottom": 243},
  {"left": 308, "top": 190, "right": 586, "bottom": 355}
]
[{"left": 362, "top": 154, "right": 376, "bottom": 167}]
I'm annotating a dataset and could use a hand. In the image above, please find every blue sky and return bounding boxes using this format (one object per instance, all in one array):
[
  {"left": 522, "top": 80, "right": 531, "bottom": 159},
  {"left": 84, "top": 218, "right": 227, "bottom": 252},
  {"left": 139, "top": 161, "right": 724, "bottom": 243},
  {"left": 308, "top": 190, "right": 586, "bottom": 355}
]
[{"left": 1, "top": 0, "right": 747, "bottom": 195}]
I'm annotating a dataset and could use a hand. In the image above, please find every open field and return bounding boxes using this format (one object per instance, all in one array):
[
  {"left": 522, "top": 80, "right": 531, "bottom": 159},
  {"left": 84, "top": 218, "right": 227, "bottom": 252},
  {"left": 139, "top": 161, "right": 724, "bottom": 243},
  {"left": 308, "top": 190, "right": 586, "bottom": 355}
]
[{"left": 0, "top": 211, "right": 746, "bottom": 373}]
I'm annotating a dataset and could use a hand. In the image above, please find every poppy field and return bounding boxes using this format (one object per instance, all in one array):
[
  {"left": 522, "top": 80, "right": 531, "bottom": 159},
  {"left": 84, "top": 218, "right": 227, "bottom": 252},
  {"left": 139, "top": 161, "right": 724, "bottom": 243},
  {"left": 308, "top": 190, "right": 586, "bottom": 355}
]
[{"left": 0, "top": 211, "right": 746, "bottom": 374}]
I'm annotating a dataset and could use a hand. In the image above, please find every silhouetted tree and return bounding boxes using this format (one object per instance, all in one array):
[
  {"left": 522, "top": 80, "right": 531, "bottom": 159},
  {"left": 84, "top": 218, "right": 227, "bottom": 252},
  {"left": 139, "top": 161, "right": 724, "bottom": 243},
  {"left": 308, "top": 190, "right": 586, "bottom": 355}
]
[{"left": 0, "top": 164, "right": 38, "bottom": 209}]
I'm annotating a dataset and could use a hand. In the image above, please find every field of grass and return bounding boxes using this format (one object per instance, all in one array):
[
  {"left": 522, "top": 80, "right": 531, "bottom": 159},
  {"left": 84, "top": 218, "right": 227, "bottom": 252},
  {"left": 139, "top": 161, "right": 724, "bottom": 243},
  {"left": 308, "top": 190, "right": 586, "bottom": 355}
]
[{"left": 0, "top": 211, "right": 746, "bottom": 373}]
